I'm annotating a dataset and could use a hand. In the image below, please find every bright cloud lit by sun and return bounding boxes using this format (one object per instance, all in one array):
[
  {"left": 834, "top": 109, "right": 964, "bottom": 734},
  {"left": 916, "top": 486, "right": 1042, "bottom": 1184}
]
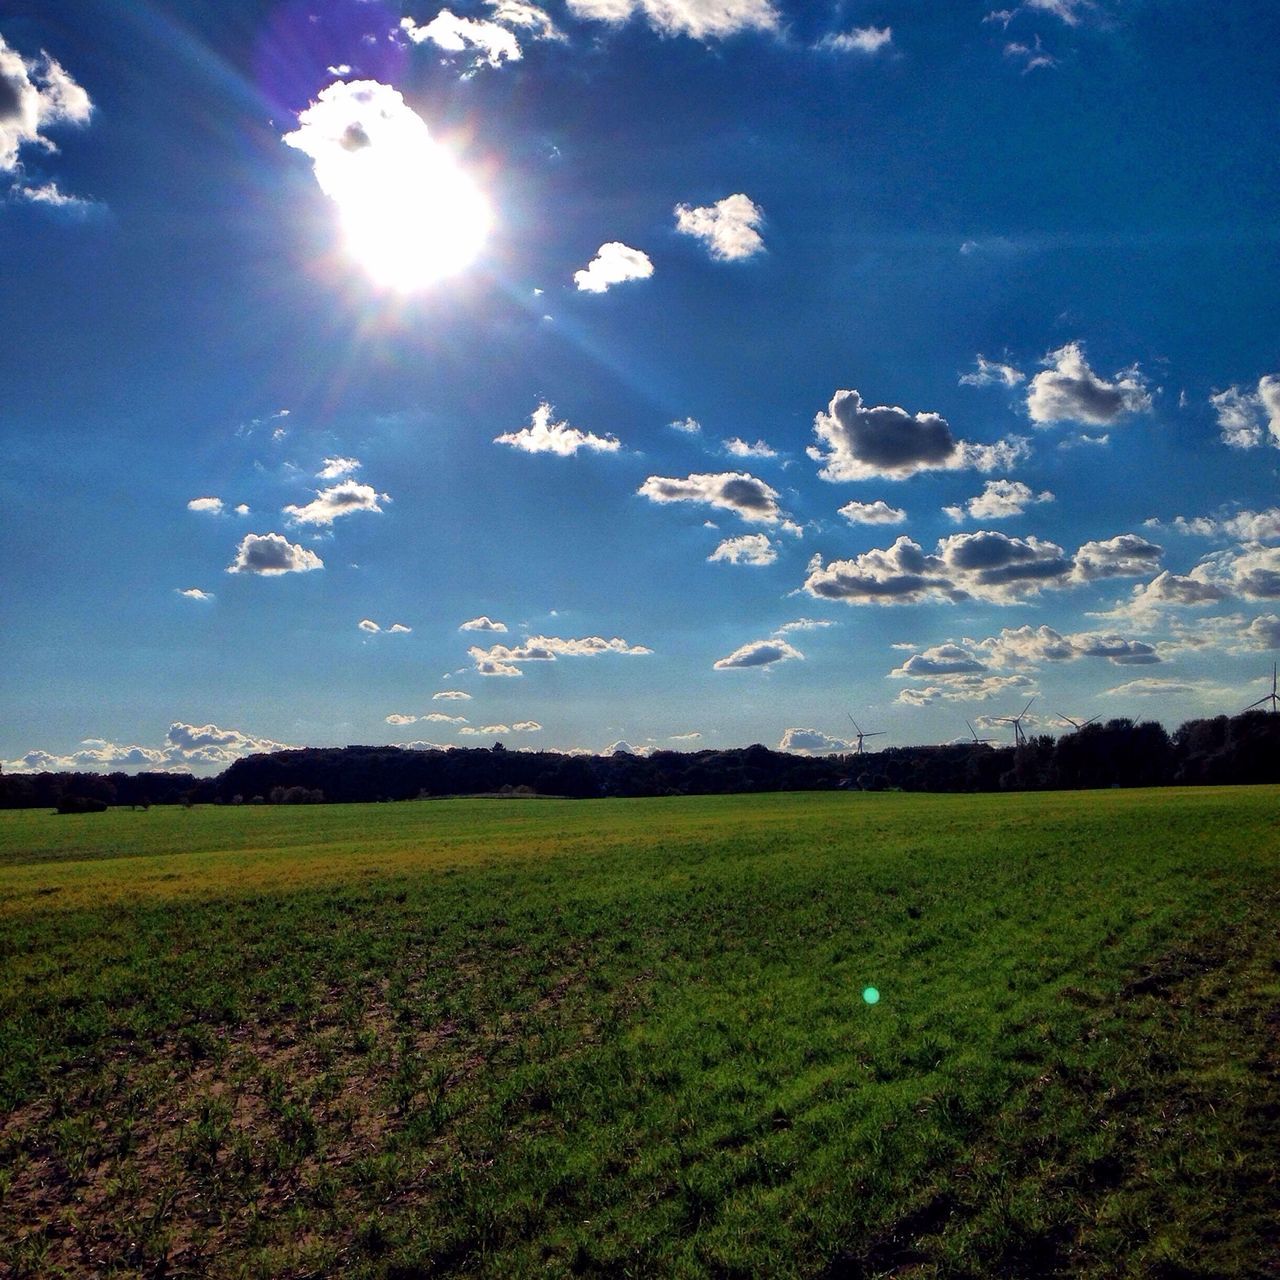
[{"left": 283, "top": 79, "right": 491, "bottom": 291}]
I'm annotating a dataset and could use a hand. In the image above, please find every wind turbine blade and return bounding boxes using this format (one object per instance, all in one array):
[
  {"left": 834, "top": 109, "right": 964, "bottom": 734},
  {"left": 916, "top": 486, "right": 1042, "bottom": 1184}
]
[
  {"left": 1244, "top": 697, "right": 1270, "bottom": 710},
  {"left": 1020, "top": 697, "right": 1036, "bottom": 717}
]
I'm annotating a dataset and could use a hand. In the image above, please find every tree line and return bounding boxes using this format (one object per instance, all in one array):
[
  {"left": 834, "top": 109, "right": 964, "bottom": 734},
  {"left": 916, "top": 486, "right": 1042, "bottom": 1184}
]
[{"left": 5, "top": 710, "right": 1280, "bottom": 809}]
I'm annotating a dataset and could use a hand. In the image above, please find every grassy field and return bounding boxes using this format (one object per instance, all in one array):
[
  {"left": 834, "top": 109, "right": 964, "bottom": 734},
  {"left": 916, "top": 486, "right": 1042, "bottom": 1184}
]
[{"left": 0, "top": 788, "right": 1276, "bottom": 1278}]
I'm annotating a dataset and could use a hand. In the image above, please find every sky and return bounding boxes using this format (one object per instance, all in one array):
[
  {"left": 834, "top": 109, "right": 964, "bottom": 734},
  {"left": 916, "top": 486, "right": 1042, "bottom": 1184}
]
[{"left": 2, "top": 0, "right": 1280, "bottom": 773}]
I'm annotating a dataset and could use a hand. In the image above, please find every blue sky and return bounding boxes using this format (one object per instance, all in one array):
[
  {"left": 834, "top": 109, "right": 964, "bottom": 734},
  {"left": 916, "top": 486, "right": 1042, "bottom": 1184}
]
[{"left": 3, "top": 0, "right": 1280, "bottom": 772}]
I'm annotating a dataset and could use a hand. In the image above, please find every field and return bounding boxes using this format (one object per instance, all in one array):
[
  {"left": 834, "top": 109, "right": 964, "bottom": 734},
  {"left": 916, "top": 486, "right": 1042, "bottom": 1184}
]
[{"left": 0, "top": 789, "right": 1277, "bottom": 1278}]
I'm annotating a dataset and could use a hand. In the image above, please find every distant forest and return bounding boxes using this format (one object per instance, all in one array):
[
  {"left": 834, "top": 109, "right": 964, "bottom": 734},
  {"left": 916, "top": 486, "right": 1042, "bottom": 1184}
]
[{"left": 6, "top": 711, "right": 1280, "bottom": 809}]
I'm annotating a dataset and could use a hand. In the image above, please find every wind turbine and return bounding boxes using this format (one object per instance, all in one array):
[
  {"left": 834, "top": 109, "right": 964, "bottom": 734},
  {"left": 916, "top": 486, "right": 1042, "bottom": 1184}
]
[
  {"left": 1244, "top": 663, "right": 1280, "bottom": 713},
  {"left": 965, "top": 719, "right": 997, "bottom": 744},
  {"left": 996, "top": 697, "right": 1036, "bottom": 747},
  {"left": 847, "top": 715, "right": 886, "bottom": 755},
  {"left": 1056, "top": 712, "right": 1100, "bottom": 731}
]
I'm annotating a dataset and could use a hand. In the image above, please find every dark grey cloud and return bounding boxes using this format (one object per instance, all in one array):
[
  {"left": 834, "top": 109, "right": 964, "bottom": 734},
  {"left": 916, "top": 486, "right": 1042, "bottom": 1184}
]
[{"left": 1026, "top": 342, "right": 1151, "bottom": 425}]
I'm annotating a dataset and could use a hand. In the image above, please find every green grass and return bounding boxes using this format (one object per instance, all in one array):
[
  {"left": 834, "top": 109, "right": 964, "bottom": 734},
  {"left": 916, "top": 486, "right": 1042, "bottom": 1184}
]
[{"left": 0, "top": 788, "right": 1276, "bottom": 1277}]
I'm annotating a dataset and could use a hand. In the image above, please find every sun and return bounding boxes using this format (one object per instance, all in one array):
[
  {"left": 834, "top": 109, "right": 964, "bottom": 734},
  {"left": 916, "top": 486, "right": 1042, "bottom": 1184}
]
[{"left": 284, "top": 80, "right": 491, "bottom": 291}]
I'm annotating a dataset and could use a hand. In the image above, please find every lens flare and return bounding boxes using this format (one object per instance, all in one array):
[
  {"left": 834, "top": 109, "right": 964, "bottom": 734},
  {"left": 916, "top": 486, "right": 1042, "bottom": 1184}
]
[
  {"left": 284, "top": 79, "right": 490, "bottom": 291},
  {"left": 862, "top": 986, "right": 880, "bottom": 1004}
]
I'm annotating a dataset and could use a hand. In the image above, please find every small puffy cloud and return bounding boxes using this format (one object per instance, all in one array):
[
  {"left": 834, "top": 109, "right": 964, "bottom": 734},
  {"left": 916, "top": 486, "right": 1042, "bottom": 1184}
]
[
  {"left": 818, "top": 25, "right": 892, "bottom": 54},
  {"left": 839, "top": 499, "right": 906, "bottom": 526},
  {"left": 1201, "top": 544, "right": 1280, "bottom": 600},
  {"left": 459, "top": 722, "right": 540, "bottom": 735},
  {"left": 1160, "top": 508, "right": 1280, "bottom": 542},
  {"left": 713, "top": 638, "right": 803, "bottom": 670},
  {"left": 460, "top": 616, "right": 508, "bottom": 632},
  {"left": 188, "top": 497, "right": 225, "bottom": 514},
  {"left": 573, "top": 242, "right": 653, "bottom": 293},
  {"left": 670, "top": 731, "right": 702, "bottom": 741},
  {"left": 1105, "top": 678, "right": 1198, "bottom": 698},
  {"left": 388, "top": 623, "right": 411, "bottom": 634},
  {"left": 227, "top": 533, "right": 324, "bottom": 576},
  {"left": 178, "top": 588, "right": 213, "bottom": 602},
  {"left": 804, "top": 530, "right": 1074, "bottom": 606},
  {"left": 1210, "top": 375, "right": 1280, "bottom": 449},
  {"left": 399, "top": 11, "right": 521, "bottom": 71},
  {"left": 945, "top": 480, "right": 1053, "bottom": 522},
  {"left": 359, "top": 619, "right": 381, "bottom": 633},
  {"left": 1070, "top": 634, "right": 1160, "bottom": 665},
  {"left": 487, "top": 1, "right": 564, "bottom": 40},
  {"left": 234, "top": 504, "right": 250, "bottom": 515},
  {"left": 1026, "top": 0, "right": 1093, "bottom": 25},
  {"left": 669, "top": 416, "right": 701, "bottom": 434},
  {"left": 775, "top": 617, "right": 834, "bottom": 633},
  {"left": 1026, "top": 342, "right": 1152, "bottom": 426},
  {"left": 674, "top": 193, "right": 764, "bottom": 261},
  {"left": 496, "top": 402, "right": 622, "bottom": 455},
  {"left": 566, "top": 0, "right": 778, "bottom": 40},
  {"left": 164, "top": 721, "right": 288, "bottom": 767},
  {"left": 778, "top": 727, "right": 854, "bottom": 754},
  {"left": 283, "top": 479, "right": 387, "bottom": 526},
  {"left": 512, "top": 720, "right": 543, "bottom": 732},
  {"left": 960, "top": 355, "right": 1025, "bottom": 388},
  {"left": 809, "top": 389, "right": 1028, "bottom": 481},
  {"left": 1058, "top": 432, "right": 1110, "bottom": 450},
  {"left": 1072, "top": 533, "right": 1164, "bottom": 581},
  {"left": 360, "top": 619, "right": 410, "bottom": 634},
  {"left": 895, "top": 673, "right": 1035, "bottom": 705},
  {"left": 723, "top": 437, "right": 777, "bottom": 459},
  {"left": 386, "top": 713, "right": 418, "bottom": 725},
  {"left": 708, "top": 533, "right": 776, "bottom": 566},
  {"left": 468, "top": 633, "right": 652, "bottom": 676},
  {"left": 1104, "top": 569, "right": 1229, "bottom": 621},
  {"left": 0, "top": 36, "right": 93, "bottom": 196},
  {"left": 638, "top": 471, "right": 795, "bottom": 529},
  {"left": 318, "top": 456, "right": 361, "bottom": 479},
  {"left": 1004, "top": 36, "right": 1056, "bottom": 72},
  {"left": 422, "top": 711, "right": 468, "bottom": 724},
  {"left": 1244, "top": 615, "right": 1280, "bottom": 649},
  {"left": 433, "top": 690, "right": 472, "bottom": 700},
  {"left": 891, "top": 643, "right": 987, "bottom": 677}
]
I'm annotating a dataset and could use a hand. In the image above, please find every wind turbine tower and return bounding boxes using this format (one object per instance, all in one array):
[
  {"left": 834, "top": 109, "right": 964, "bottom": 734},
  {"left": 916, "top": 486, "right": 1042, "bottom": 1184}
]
[
  {"left": 996, "top": 697, "right": 1036, "bottom": 747},
  {"left": 1244, "top": 663, "right": 1280, "bottom": 713},
  {"left": 847, "top": 715, "right": 886, "bottom": 755}
]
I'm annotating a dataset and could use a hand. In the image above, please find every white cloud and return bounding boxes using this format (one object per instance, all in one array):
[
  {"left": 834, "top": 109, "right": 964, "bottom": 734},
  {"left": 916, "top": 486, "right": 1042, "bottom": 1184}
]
[
  {"left": 708, "top": 533, "right": 776, "bottom": 566},
  {"left": 670, "top": 731, "right": 702, "bottom": 741},
  {"left": 433, "top": 690, "right": 473, "bottom": 700},
  {"left": 282, "top": 80, "right": 490, "bottom": 291},
  {"left": 512, "top": 720, "right": 543, "bottom": 731},
  {"left": 4, "top": 722, "right": 288, "bottom": 775},
  {"left": 283, "top": 479, "right": 388, "bottom": 526},
  {"left": 891, "top": 643, "right": 988, "bottom": 677},
  {"left": 895, "top": 673, "right": 1036, "bottom": 705},
  {"left": 969, "top": 623, "right": 1157, "bottom": 668},
  {"left": 188, "top": 497, "right": 225, "bottom": 515},
  {"left": 778, "top": 727, "right": 853, "bottom": 754},
  {"left": 318, "top": 456, "right": 361, "bottom": 479},
  {"left": 1159, "top": 508, "right": 1280, "bottom": 542},
  {"left": 1209, "top": 375, "right": 1280, "bottom": 449},
  {"left": 1026, "top": 0, "right": 1092, "bottom": 25},
  {"left": 775, "top": 617, "right": 834, "bottom": 633},
  {"left": 178, "top": 588, "right": 213, "bottom": 602},
  {"left": 818, "top": 25, "right": 892, "bottom": 54},
  {"left": 388, "top": 623, "right": 411, "bottom": 634},
  {"left": 674, "top": 193, "right": 764, "bottom": 261},
  {"left": 638, "top": 471, "right": 796, "bottom": 529},
  {"left": 460, "top": 616, "right": 508, "bottom": 632},
  {"left": 838, "top": 499, "right": 907, "bottom": 526},
  {"left": 16, "top": 180, "right": 95, "bottom": 210},
  {"left": 1026, "top": 342, "right": 1152, "bottom": 426},
  {"left": 1244, "top": 615, "right": 1280, "bottom": 650},
  {"left": 573, "top": 242, "right": 654, "bottom": 293},
  {"left": 399, "top": 11, "right": 521, "bottom": 72},
  {"left": 227, "top": 533, "right": 324, "bottom": 576},
  {"left": 359, "top": 619, "right": 381, "bottom": 633},
  {"left": 945, "top": 479, "right": 1054, "bottom": 522},
  {"left": 468, "top": 633, "right": 652, "bottom": 676},
  {"left": 386, "top": 713, "right": 418, "bottom": 725},
  {"left": 723, "top": 437, "right": 777, "bottom": 459},
  {"left": 164, "top": 721, "right": 288, "bottom": 767},
  {"left": 803, "top": 529, "right": 1076, "bottom": 606},
  {"left": 809, "top": 389, "right": 1029, "bottom": 481},
  {"left": 960, "top": 355, "right": 1025, "bottom": 388},
  {"left": 1072, "top": 533, "right": 1164, "bottom": 581},
  {"left": 1105, "top": 677, "right": 1199, "bottom": 698},
  {"left": 496, "top": 402, "right": 622, "bottom": 455},
  {"left": 422, "top": 711, "right": 468, "bottom": 724},
  {"left": 487, "top": 0, "right": 564, "bottom": 39},
  {"left": 565, "top": 0, "right": 778, "bottom": 40},
  {"left": 360, "top": 619, "right": 411, "bottom": 634},
  {"left": 713, "top": 638, "right": 802, "bottom": 669},
  {"left": 1199, "top": 544, "right": 1280, "bottom": 600},
  {"left": 0, "top": 36, "right": 93, "bottom": 199},
  {"left": 669, "top": 416, "right": 701, "bottom": 434},
  {"left": 1003, "top": 36, "right": 1056, "bottom": 73}
]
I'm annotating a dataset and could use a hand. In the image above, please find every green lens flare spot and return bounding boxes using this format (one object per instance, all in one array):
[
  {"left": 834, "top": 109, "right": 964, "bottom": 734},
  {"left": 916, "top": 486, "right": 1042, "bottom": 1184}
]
[{"left": 862, "top": 986, "right": 880, "bottom": 1005}]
